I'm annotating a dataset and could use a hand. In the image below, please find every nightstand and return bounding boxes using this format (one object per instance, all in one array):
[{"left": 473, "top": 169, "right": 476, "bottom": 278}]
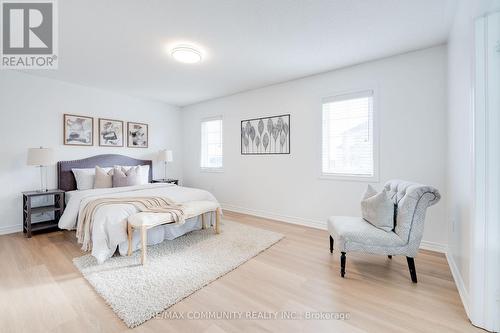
[
  {"left": 151, "top": 179, "right": 179, "bottom": 185},
  {"left": 22, "top": 189, "right": 64, "bottom": 238}
]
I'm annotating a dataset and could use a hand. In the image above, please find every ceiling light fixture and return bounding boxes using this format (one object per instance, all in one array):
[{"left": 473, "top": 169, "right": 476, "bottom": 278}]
[{"left": 171, "top": 45, "right": 202, "bottom": 64}]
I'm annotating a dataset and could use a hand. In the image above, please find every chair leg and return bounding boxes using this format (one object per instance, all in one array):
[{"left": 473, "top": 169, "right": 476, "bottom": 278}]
[
  {"left": 201, "top": 213, "right": 206, "bottom": 229},
  {"left": 406, "top": 257, "right": 417, "bottom": 283},
  {"left": 127, "top": 223, "right": 133, "bottom": 256},
  {"left": 329, "top": 236, "right": 334, "bottom": 253},
  {"left": 141, "top": 226, "right": 147, "bottom": 265},
  {"left": 340, "top": 252, "right": 346, "bottom": 278},
  {"left": 215, "top": 208, "right": 221, "bottom": 234},
  {"left": 388, "top": 255, "right": 392, "bottom": 259}
]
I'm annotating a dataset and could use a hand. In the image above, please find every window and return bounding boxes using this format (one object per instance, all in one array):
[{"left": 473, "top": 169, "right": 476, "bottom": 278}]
[
  {"left": 321, "top": 90, "right": 376, "bottom": 179},
  {"left": 201, "top": 117, "right": 223, "bottom": 170}
]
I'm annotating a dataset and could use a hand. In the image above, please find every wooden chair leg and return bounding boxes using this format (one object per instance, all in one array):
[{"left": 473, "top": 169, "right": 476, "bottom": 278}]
[
  {"left": 201, "top": 213, "right": 206, "bottom": 229},
  {"left": 215, "top": 208, "right": 221, "bottom": 234},
  {"left": 340, "top": 252, "right": 346, "bottom": 278},
  {"left": 406, "top": 257, "right": 417, "bottom": 283},
  {"left": 329, "top": 236, "right": 334, "bottom": 254},
  {"left": 141, "top": 226, "right": 147, "bottom": 265},
  {"left": 127, "top": 223, "right": 133, "bottom": 256}
]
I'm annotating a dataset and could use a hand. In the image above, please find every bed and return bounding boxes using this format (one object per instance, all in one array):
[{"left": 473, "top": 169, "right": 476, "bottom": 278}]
[{"left": 57, "top": 154, "right": 220, "bottom": 263}]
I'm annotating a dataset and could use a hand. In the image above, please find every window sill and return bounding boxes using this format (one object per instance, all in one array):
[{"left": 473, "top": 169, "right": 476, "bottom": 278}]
[
  {"left": 319, "top": 173, "right": 379, "bottom": 183},
  {"left": 200, "top": 168, "right": 224, "bottom": 173}
]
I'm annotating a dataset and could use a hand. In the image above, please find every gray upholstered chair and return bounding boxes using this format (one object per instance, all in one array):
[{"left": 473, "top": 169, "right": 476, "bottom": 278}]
[{"left": 327, "top": 180, "right": 441, "bottom": 283}]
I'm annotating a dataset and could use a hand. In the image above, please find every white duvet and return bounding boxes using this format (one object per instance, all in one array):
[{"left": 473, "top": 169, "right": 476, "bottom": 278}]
[{"left": 59, "top": 183, "right": 219, "bottom": 263}]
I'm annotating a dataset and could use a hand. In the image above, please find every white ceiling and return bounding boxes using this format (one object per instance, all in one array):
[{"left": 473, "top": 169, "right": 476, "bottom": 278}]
[{"left": 28, "top": 0, "right": 456, "bottom": 106}]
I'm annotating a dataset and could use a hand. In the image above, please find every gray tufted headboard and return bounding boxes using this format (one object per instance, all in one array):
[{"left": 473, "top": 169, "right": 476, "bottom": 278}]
[{"left": 57, "top": 154, "right": 153, "bottom": 191}]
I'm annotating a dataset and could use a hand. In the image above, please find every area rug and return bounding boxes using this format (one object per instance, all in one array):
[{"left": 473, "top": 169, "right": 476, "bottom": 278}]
[{"left": 73, "top": 220, "right": 284, "bottom": 327}]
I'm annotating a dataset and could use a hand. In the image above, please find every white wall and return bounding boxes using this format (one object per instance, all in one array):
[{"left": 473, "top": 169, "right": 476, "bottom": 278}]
[
  {"left": 446, "top": 0, "right": 500, "bottom": 323},
  {"left": 0, "top": 71, "right": 182, "bottom": 234},
  {"left": 181, "top": 45, "right": 448, "bottom": 249}
]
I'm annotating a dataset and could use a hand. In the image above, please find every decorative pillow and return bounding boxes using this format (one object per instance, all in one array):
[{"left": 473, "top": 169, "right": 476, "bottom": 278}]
[
  {"left": 72, "top": 167, "right": 113, "bottom": 190},
  {"left": 115, "top": 165, "right": 149, "bottom": 184},
  {"left": 361, "top": 185, "right": 394, "bottom": 232},
  {"left": 94, "top": 166, "right": 113, "bottom": 188},
  {"left": 112, "top": 166, "right": 142, "bottom": 187},
  {"left": 72, "top": 168, "right": 96, "bottom": 190},
  {"left": 361, "top": 184, "right": 378, "bottom": 200}
]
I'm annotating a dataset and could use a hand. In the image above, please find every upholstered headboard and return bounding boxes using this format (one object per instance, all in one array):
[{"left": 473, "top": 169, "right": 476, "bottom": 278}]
[{"left": 57, "top": 154, "right": 153, "bottom": 191}]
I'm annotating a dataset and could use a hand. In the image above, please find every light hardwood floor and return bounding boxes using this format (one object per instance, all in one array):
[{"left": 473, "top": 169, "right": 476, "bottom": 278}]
[{"left": 0, "top": 211, "right": 480, "bottom": 333}]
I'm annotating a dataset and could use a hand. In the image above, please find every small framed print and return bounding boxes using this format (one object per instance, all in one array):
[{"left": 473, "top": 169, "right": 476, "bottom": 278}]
[
  {"left": 98, "top": 118, "right": 124, "bottom": 147},
  {"left": 127, "top": 122, "right": 148, "bottom": 148},
  {"left": 64, "top": 114, "right": 94, "bottom": 146}
]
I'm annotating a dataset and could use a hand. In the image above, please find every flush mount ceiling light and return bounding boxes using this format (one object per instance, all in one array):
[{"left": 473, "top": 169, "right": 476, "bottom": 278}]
[{"left": 171, "top": 45, "right": 202, "bottom": 64}]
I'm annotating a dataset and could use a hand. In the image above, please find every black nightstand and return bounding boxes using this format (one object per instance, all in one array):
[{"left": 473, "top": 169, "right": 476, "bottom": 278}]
[
  {"left": 22, "top": 189, "right": 64, "bottom": 238},
  {"left": 151, "top": 179, "right": 179, "bottom": 185}
]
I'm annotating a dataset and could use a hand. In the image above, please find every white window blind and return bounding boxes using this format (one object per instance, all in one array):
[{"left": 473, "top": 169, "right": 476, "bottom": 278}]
[
  {"left": 322, "top": 91, "right": 374, "bottom": 177},
  {"left": 201, "top": 117, "right": 223, "bottom": 169}
]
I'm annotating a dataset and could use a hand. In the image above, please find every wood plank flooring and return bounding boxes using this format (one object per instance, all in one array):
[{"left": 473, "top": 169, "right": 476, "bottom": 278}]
[{"left": 0, "top": 211, "right": 480, "bottom": 333}]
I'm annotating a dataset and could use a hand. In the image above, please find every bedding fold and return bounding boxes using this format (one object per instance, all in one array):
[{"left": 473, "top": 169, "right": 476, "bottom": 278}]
[{"left": 77, "top": 196, "right": 185, "bottom": 251}]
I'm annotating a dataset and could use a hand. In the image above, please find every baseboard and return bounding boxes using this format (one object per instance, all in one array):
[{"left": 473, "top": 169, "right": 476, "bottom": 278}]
[
  {"left": 221, "top": 203, "right": 327, "bottom": 230},
  {"left": 222, "top": 203, "right": 448, "bottom": 253},
  {"left": 0, "top": 224, "right": 22, "bottom": 235},
  {"left": 420, "top": 240, "right": 448, "bottom": 253},
  {"left": 446, "top": 252, "right": 470, "bottom": 318}
]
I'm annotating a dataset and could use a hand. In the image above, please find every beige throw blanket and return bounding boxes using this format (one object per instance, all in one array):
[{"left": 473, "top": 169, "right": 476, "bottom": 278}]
[{"left": 76, "top": 197, "right": 185, "bottom": 251}]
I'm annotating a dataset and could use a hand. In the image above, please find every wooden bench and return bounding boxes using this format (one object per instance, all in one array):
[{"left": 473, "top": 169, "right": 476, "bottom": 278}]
[{"left": 127, "top": 200, "right": 221, "bottom": 264}]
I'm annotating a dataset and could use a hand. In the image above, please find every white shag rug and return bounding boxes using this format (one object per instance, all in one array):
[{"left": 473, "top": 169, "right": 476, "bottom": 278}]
[{"left": 73, "top": 220, "right": 283, "bottom": 328}]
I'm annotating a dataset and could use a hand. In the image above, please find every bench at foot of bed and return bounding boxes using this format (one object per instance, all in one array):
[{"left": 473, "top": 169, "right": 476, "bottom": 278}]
[{"left": 127, "top": 201, "right": 221, "bottom": 265}]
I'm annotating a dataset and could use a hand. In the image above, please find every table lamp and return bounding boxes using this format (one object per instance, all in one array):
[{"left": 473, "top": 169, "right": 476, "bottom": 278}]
[
  {"left": 27, "top": 147, "right": 54, "bottom": 192},
  {"left": 158, "top": 150, "right": 173, "bottom": 180}
]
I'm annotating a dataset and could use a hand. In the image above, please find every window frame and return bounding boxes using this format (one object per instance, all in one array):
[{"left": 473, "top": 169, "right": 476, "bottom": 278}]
[
  {"left": 200, "top": 115, "right": 224, "bottom": 172},
  {"left": 319, "top": 88, "right": 379, "bottom": 182}
]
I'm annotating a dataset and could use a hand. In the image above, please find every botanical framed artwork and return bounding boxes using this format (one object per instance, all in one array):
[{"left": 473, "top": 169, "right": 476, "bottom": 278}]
[
  {"left": 63, "top": 114, "right": 94, "bottom": 146},
  {"left": 98, "top": 118, "right": 124, "bottom": 147},
  {"left": 241, "top": 114, "right": 290, "bottom": 155},
  {"left": 127, "top": 122, "right": 148, "bottom": 148}
]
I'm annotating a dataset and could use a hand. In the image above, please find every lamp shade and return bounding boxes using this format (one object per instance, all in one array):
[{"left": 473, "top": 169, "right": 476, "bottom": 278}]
[
  {"left": 27, "top": 147, "right": 54, "bottom": 166},
  {"left": 158, "top": 150, "right": 173, "bottom": 162}
]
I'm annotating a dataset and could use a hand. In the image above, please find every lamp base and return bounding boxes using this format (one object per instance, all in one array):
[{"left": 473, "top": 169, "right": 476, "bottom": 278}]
[{"left": 37, "top": 166, "right": 48, "bottom": 193}]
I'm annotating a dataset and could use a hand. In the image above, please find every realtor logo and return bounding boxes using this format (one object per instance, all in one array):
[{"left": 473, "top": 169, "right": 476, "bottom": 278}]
[{"left": 1, "top": 0, "right": 58, "bottom": 69}]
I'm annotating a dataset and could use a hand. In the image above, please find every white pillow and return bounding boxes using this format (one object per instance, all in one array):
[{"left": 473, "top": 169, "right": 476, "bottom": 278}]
[
  {"left": 72, "top": 167, "right": 112, "bottom": 190},
  {"left": 139, "top": 165, "right": 150, "bottom": 184},
  {"left": 118, "top": 165, "right": 150, "bottom": 184},
  {"left": 360, "top": 185, "right": 394, "bottom": 232},
  {"left": 72, "top": 168, "right": 96, "bottom": 190}
]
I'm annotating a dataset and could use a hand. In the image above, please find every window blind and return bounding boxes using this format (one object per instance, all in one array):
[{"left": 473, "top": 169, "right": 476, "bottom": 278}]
[
  {"left": 322, "top": 91, "right": 374, "bottom": 177},
  {"left": 201, "top": 117, "right": 223, "bottom": 169}
]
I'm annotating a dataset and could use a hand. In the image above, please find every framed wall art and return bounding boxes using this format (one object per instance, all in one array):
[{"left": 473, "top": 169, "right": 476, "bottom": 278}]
[
  {"left": 241, "top": 114, "right": 290, "bottom": 155},
  {"left": 63, "top": 114, "right": 94, "bottom": 146},
  {"left": 127, "top": 122, "right": 148, "bottom": 148},
  {"left": 98, "top": 118, "right": 124, "bottom": 147}
]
